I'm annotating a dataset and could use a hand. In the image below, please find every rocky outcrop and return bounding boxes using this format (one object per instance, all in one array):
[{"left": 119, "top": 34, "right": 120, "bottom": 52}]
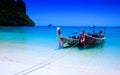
[{"left": 0, "top": 0, "right": 35, "bottom": 26}]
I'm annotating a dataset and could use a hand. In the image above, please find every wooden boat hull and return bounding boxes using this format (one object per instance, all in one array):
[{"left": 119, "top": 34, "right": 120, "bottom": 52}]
[
  {"left": 62, "top": 37, "right": 79, "bottom": 45},
  {"left": 62, "top": 35, "right": 105, "bottom": 48}
]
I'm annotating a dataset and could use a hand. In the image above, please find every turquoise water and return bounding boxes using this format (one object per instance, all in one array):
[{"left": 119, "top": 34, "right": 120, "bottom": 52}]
[{"left": 0, "top": 26, "right": 120, "bottom": 69}]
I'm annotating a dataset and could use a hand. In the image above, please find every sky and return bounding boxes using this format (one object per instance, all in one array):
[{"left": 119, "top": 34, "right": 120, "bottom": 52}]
[{"left": 23, "top": 0, "right": 120, "bottom": 26}]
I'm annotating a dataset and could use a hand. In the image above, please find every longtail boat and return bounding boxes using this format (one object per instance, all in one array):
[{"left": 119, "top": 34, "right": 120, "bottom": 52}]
[{"left": 61, "top": 32, "right": 105, "bottom": 48}]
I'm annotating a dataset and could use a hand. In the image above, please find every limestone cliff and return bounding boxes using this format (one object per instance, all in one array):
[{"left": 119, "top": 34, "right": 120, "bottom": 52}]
[{"left": 0, "top": 0, "right": 35, "bottom": 26}]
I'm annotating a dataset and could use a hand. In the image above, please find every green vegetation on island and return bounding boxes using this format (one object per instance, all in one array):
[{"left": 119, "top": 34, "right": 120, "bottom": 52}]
[{"left": 0, "top": 0, "right": 35, "bottom": 26}]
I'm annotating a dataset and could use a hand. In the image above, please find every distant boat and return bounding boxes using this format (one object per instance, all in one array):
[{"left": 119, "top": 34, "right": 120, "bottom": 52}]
[
  {"left": 91, "top": 24, "right": 95, "bottom": 28},
  {"left": 61, "top": 31, "right": 105, "bottom": 48},
  {"left": 48, "top": 24, "right": 52, "bottom": 27},
  {"left": 91, "top": 24, "right": 95, "bottom": 33}
]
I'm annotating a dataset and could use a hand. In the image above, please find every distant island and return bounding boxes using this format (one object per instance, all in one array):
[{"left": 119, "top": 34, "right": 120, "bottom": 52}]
[
  {"left": 0, "top": 0, "right": 35, "bottom": 26},
  {"left": 116, "top": 26, "right": 120, "bottom": 28}
]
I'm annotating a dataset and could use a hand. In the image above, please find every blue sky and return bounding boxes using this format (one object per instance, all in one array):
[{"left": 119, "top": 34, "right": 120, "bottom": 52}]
[{"left": 24, "top": 0, "right": 120, "bottom": 26}]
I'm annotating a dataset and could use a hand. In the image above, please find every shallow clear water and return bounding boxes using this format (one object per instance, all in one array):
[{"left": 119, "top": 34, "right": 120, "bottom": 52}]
[{"left": 0, "top": 26, "right": 120, "bottom": 69}]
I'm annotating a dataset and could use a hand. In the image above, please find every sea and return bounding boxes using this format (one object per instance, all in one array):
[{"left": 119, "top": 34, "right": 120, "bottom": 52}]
[{"left": 0, "top": 26, "right": 120, "bottom": 71}]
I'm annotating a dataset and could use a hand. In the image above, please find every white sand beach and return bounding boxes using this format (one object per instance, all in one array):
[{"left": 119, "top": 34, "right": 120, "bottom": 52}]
[
  {"left": 0, "top": 41, "right": 120, "bottom": 75},
  {"left": 0, "top": 54, "right": 119, "bottom": 75},
  {"left": 0, "top": 41, "right": 64, "bottom": 75}
]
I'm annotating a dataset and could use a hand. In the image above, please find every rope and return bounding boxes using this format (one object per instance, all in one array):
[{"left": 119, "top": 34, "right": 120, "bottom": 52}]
[{"left": 14, "top": 42, "right": 79, "bottom": 75}]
